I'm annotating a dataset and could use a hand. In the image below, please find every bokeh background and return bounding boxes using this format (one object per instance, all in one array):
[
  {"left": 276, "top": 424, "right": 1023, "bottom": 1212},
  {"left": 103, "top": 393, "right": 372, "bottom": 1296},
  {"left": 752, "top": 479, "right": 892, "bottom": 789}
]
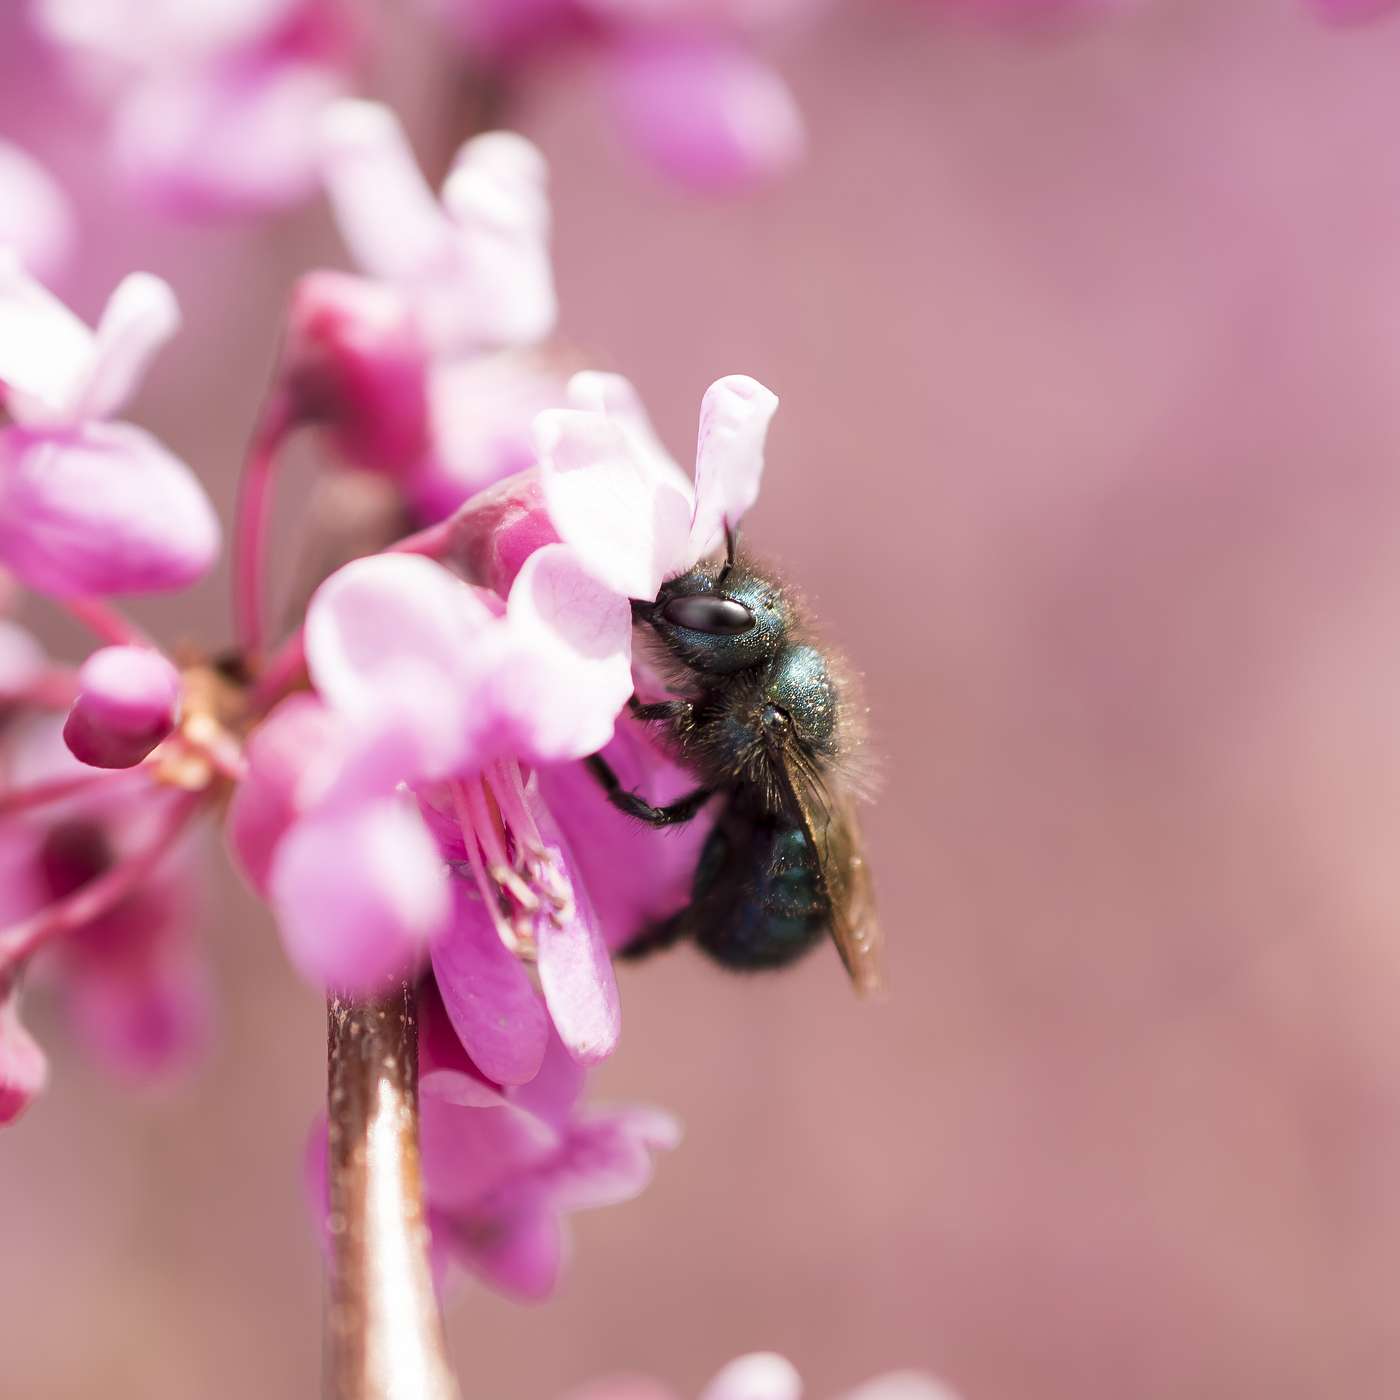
[{"left": 6, "top": 1, "right": 1400, "bottom": 1396}]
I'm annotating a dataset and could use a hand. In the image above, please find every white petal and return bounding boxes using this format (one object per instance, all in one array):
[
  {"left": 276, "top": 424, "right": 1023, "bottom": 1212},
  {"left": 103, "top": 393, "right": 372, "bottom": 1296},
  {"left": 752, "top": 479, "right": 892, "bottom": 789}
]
[
  {"left": 72, "top": 273, "right": 180, "bottom": 422},
  {"left": 0, "top": 250, "right": 96, "bottom": 426},
  {"left": 319, "top": 100, "right": 450, "bottom": 284},
  {"left": 689, "top": 374, "right": 777, "bottom": 558},
  {"left": 699, "top": 1354, "right": 803, "bottom": 1400}
]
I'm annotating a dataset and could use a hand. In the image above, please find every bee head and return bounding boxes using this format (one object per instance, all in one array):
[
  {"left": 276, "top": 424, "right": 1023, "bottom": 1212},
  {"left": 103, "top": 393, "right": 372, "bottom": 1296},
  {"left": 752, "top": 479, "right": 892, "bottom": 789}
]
[{"left": 637, "top": 562, "right": 791, "bottom": 675}]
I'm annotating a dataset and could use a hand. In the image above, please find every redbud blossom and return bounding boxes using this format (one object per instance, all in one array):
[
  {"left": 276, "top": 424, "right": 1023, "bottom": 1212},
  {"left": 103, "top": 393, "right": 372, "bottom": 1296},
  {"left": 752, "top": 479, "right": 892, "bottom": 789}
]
[{"left": 63, "top": 645, "right": 181, "bottom": 769}]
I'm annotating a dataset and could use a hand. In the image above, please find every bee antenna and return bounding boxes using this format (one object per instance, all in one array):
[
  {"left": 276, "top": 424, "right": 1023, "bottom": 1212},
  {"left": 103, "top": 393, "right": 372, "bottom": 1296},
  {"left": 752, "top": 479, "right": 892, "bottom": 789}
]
[{"left": 717, "top": 522, "right": 740, "bottom": 586}]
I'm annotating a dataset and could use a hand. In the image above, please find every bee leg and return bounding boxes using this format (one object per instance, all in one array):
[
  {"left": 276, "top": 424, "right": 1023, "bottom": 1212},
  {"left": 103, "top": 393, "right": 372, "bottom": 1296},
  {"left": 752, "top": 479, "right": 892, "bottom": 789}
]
[
  {"left": 585, "top": 755, "right": 712, "bottom": 827},
  {"left": 627, "top": 696, "right": 694, "bottom": 725}
]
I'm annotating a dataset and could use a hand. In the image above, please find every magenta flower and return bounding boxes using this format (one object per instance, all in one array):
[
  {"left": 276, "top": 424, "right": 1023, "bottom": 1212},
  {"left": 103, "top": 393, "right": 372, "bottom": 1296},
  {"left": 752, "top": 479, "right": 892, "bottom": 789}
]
[
  {"left": 565, "top": 1354, "right": 956, "bottom": 1400},
  {"left": 0, "top": 257, "right": 220, "bottom": 597},
  {"left": 0, "top": 140, "right": 75, "bottom": 281},
  {"left": 308, "top": 989, "right": 679, "bottom": 1302},
  {"left": 33, "top": 0, "right": 358, "bottom": 217},
  {"left": 62, "top": 645, "right": 182, "bottom": 769},
  {"left": 231, "top": 541, "right": 633, "bottom": 1076}
]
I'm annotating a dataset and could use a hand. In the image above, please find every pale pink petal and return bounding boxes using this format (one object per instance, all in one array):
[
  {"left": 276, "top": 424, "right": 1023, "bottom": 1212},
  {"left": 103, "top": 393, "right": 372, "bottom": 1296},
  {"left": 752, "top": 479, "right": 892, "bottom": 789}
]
[
  {"left": 536, "top": 408, "right": 692, "bottom": 599},
  {"left": 839, "top": 1377, "right": 963, "bottom": 1400},
  {"left": 72, "top": 273, "right": 181, "bottom": 423},
  {"left": 0, "top": 250, "right": 96, "bottom": 426},
  {"left": 698, "top": 1355, "right": 803, "bottom": 1400},
  {"left": 496, "top": 544, "right": 633, "bottom": 762},
  {"left": 269, "top": 796, "right": 451, "bottom": 992},
  {"left": 530, "top": 798, "right": 620, "bottom": 1064},
  {"left": 609, "top": 36, "right": 805, "bottom": 191},
  {"left": 432, "top": 881, "right": 550, "bottom": 1086},
  {"left": 226, "top": 694, "right": 348, "bottom": 895},
  {"left": 0, "top": 989, "right": 48, "bottom": 1125},
  {"left": 0, "top": 620, "right": 49, "bottom": 702},
  {"left": 63, "top": 645, "right": 181, "bottom": 769},
  {"left": 431, "top": 467, "right": 562, "bottom": 597},
  {"left": 507, "top": 1024, "right": 588, "bottom": 1127},
  {"left": 304, "top": 553, "right": 490, "bottom": 718},
  {"left": 419, "top": 1095, "right": 558, "bottom": 1210},
  {"left": 319, "top": 99, "right": 451, "bottom": 285},
  {"left": 689, "top": 374, "right": 777, "bottom": 557},
  {"left": 0, "top": 140, "right": 76, "bottom": 282},
  {"left": 115, "top": 61, "right": 346, "bottom": 217},
  {"left": 545, "top": 1104, "right": 682, "bottom": 1211},
  {"left": 0, "top": 423, "right": 220, "bottom": 597}
]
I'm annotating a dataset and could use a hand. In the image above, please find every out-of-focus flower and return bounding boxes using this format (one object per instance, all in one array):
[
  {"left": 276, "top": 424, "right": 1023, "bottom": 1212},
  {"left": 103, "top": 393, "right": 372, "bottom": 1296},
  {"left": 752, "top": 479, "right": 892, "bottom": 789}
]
[
  {"left": 0, "top": 982, "right": 47, "bottom": 1124},
  {"left": 231, "top": 545, "right": 632, "bottom": 1076},
  {"left": 1307, "top": 0, "right": 1400, "bottom": 20},
  {"left": 0, "top": 257, "right": 220, "bottom": 597},
  {"left": 0, "top": 141, "right": 76, "bottom": 282},
  {"left": 0, "top": 715, "right": 210, "bottom": 1112},
  {"left": 423, "top": 0, "right": 810, "bottom": 189},
  {"left": 62, "top": 645, "right": 182, "bottom": 769},
  {"left": 564, "top": 1353, "right": 958, "bottom": 1400},
  {"left": 535, "top": 369, "right": 778, "bottom": 599},
  {"left": 319, "top": 99, "right": 556, "bottom": 356},
  {"left": 33, "top": 0, "right": 358, "bottom": 217},
  {"left": 308, "top": 995, "right": 679, "bottom": 1300}
]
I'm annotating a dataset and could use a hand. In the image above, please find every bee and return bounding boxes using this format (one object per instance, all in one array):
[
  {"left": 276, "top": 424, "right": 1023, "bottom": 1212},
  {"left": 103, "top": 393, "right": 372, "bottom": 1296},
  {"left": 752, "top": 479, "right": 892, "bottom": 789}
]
[{"left": 586, "top": 535, "right": 882, "bottom": 996}]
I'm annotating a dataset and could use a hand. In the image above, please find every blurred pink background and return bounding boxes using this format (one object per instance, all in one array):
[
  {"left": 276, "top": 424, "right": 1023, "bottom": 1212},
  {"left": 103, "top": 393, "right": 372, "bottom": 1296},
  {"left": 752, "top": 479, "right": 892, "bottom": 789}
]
[{"left": 7, "top": 1, "right": 1400, "bottom": 1396}]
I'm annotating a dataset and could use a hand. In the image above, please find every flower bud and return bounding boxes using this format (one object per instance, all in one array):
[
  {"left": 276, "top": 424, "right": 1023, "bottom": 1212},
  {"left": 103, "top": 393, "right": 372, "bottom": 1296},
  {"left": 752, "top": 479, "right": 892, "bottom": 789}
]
[{"left": 63, "top": 645, "right": 181, "bottom": 769}]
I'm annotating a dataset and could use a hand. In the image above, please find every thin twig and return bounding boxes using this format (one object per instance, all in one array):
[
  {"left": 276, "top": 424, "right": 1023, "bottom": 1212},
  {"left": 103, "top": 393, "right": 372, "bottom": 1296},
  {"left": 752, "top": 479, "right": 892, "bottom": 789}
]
[{"left": 324, "top": 983, "right": 459, "bottom": 1400}]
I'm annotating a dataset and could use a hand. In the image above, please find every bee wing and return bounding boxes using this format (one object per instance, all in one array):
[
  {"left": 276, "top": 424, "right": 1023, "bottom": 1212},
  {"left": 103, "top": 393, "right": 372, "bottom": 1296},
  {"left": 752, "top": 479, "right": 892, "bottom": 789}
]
[{"left": 778, "top": 744, "right": 884, "bottom": 998}]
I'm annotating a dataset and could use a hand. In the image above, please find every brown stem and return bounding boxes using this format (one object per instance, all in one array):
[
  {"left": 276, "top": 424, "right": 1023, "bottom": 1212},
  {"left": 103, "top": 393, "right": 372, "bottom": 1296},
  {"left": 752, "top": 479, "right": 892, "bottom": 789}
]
[{"left": 324, "top": 983, "right": 460, "bottom": 1400}]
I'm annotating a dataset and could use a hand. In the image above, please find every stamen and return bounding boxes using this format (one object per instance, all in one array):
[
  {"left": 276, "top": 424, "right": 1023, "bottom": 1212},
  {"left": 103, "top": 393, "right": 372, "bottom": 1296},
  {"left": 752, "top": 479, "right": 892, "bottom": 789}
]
[{"left": 447, "top": 781, "right": 524, "bottom": 956}]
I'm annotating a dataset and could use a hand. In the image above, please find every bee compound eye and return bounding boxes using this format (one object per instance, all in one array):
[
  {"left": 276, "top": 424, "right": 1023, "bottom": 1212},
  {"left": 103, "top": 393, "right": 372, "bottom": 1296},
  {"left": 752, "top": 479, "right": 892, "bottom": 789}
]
[{"left": 659, "top": 594, "right": 756, "bottom": 635}]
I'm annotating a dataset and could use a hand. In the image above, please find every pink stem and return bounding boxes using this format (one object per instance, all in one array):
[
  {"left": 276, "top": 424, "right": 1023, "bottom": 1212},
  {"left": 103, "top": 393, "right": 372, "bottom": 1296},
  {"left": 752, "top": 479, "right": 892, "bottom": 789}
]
[
  {"left": 234, "top": 390, "right": 297, "bottom": 661},
  {"left": 249, "top": 628, "right": 307, "bottom": 717},
  {"left": 0, "top": 789, "right": 201, "bottom": 967},
  {"left": 59, "top": 597, "right": 151, "bottom": 648},
  {"left": 0, "top": 763, "right": 155, "bottom": 819}
]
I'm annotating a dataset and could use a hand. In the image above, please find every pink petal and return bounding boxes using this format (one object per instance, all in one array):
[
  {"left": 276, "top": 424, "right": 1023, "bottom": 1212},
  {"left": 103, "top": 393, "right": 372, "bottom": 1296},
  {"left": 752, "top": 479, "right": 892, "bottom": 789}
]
[
  {"left": 431, "top": 881, "right": 550, "bottom": 1086},
  {"left": 507, "top": 1024, "right": 588, "bottom": 1128},
  {"left": 566, "top": 371, "right": 694, "bottom": 498},
  {"left": 546, "top": 1104, "right": 682, "bottom": 1212},
  {"left": 536, "top": 407, "right": 692, "bottom": 600},
  {"left": 430, "top": 467, "right": 562, "bottom": 598},
  {"left": 459, "top": 1198, "right": 564, "bottom": 1302},
  {"left": 0, "top": 422, "right": 220, "bottom": 597},
  {"left": 689, "top": 374, "right": 778, "bottom": 558},
  {"left": 0, "top": 251, "right": 96, "bottom": 425},
  {"left": 73, "top": 273, "right": 180, "bottom": 423},
  {"left": 698, "top": 1355, "right": 803, "bottom": 1400},
  {"left": 0, "top": 989, "right": 48, "bottom": 1126},
  {"left": 608, "top": 37, "right": 805, "bottom": 191},
  {"left": 419, "top": 1094, "right": 557, "bottom": 1211},
  {"left": 840, "top": 1378, "right": 963, "bottom": 1400},
  {"left": 319, "top": 99, "right": 452, "bottom": 285},
  {"left": 303, "top": 554, "right": 490, "bottom": 733},
  {"left": 116, "top": 59, "right": 347, "bottom": 217},
  {"left": 226, "top": 694, "right": 348, "bottom": 895},
  {"left": 0, "top": 140, "right": 75, "bottom": 283},
  {"left": 268, "top": 796, "right": 451, "bottom": 992},
  {"left": 285, "top": 271, "right": 430, "bottom": 478},
  {"left": 63, "top": 645, "right": 181, "bottom": 769},
  {"left": 529, "top": 797, "right": 620, "bottom": 1064},
  {"left": 496, "top": 544, "right": 633, "bottom": 762},
  {"left": 0, "top": 619, "right": 49, "bottom": 702}
]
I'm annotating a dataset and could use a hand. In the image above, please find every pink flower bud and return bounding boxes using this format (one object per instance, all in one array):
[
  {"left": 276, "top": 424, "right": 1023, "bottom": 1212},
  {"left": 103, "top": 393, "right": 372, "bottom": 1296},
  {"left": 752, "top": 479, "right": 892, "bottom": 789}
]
[{"left": 63, "top": 645, "right": 181, "bottom": 769}]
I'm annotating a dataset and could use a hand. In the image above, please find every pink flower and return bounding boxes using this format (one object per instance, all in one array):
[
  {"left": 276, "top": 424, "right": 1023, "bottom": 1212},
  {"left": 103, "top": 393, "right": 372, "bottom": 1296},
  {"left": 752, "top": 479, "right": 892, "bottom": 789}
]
[
  {"left": 0, "top": 257, "right": 220, "bottom": 597},
  {"left": 233, "top": 543, "right": 633, "bottom": 1075},
  {"left": 34, "top": 0, "right": 358, "bottom": 217},
  {"left": 423, "top": 0, "right": 810, "bottom": 189},
  {"left": 564, "top": 1354, "right": 957, "bottom": 1400},
  {"left": 63, "top": 645, "right": 182, "bottom": 769},
  {"left": 319, "top": 100, "right": 556, "bottom": 357},
  {"left": 0, "top": 140, "right": 76, "bottom": 282},
  {"left": 535, "top": 370, "right": 778, "bottom": 599},
  {"left": 0, "top": 715, "right": 210, "bottom": 1109},
  {"left": 308, "top": 991, "right": 679, "bottom": 1302}
]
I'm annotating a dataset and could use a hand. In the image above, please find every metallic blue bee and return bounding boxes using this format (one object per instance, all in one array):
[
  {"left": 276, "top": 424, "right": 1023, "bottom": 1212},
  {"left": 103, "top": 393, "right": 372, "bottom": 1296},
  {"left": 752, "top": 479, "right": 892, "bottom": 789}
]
[{"left": 587, "top": 537, "right": 882, "bottom": 995}]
